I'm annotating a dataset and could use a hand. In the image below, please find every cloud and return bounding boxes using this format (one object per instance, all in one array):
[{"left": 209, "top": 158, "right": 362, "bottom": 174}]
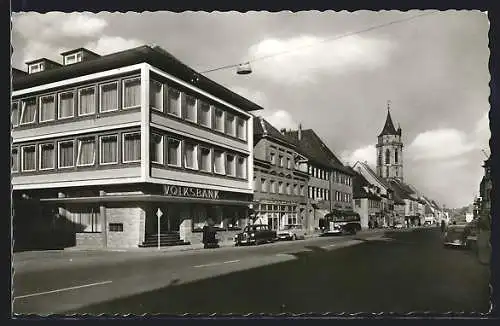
[
  {"left": 262, "top": 110, "right": 298, "bottom": 131},
  {"left": 84, "top": 36, "right": 143, "bottom": 56},
  {"left": 13, "top": 12, "right": 108, "bottom": 41},
  {"left": 341, "top": 144, "right": 376, "bottom": 167},
  {"left": 247, "top": 35, "right": 394, "bottom": 85},
  {"left": 407, "top": 128, "right": 476, "bottom": 161},
  {"left": 230, "top": 86, "right": 269, "bottom": 108},
  {"left": 473, "top": 110, "right": 490, "bottom": 148}
]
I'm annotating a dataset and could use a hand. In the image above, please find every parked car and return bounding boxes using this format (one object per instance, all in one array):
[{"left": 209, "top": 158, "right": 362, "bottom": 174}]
[
  {"left": 443, "top": 223, "right": 469, "bottom": 248},
  {"left": 321, "top": 224, "right": 343, "bottom": 236},
  {"left": 392, "top": 223, "right": 404, "bottom": 229},
  {"left": 277, "top": 224, "right": 306, "bottom": 241},
  {"left": 235, "top": 224, "right": 277, "bottom": 246}
]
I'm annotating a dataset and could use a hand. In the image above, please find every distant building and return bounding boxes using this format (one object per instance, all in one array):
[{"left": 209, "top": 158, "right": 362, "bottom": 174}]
[
  {"left": 252, "top": 117, "right": 309, "bottom": 231},
  {"left": 478, "top": 156, "right": 491, "bottom": 230},
  {"left": 351, "top": 170, "right": 382, "bottom": 229}
]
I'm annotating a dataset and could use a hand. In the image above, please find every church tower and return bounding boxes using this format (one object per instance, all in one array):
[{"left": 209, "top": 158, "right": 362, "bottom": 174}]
[{"left": 376, "top": 101, "right": 404, "bottom": 181}]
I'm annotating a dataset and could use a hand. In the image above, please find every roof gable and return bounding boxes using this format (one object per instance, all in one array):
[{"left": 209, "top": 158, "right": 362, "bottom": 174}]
[{"left": 378, "top": 109, "right": 398, "bottom": 136}]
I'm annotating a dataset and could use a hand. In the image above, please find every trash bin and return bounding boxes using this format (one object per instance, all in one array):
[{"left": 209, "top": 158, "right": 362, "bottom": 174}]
[{"left": 202, "top": 225, "right": 219, "bottom": 249}]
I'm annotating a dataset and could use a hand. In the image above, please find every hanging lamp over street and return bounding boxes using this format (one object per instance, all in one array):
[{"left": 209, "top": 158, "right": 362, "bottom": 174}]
[{"left": 236, "top": 62, "right": 252, "bottom": 75}]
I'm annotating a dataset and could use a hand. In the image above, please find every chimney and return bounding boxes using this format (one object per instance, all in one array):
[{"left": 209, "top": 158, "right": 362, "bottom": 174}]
[
  {"left": 298, "top": 123, "right": 302, "bottom": 141},
  {"left": 280, "top": 128, "right": 286, "bottom": 134}
]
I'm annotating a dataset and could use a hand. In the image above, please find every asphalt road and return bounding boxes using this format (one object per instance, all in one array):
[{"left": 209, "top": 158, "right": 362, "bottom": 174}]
[{"left": 13, "top": 228, "right": 490, "bottom": 315}]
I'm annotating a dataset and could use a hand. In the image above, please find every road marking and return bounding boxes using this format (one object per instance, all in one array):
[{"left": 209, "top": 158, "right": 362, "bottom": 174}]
[
  {"left": 193, "top": 260, "right": 240, "bottom": 268},
  {"left": 14, "top": 280, "right": 113, "bottom": 300},
  {"left": 325, "top": 243, "right": 337, "bottom": 248}
]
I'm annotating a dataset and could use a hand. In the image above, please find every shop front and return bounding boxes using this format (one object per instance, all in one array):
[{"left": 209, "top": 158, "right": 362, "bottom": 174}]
[{"left": 253, "top": 201, "right": 304, "bottom": 231}]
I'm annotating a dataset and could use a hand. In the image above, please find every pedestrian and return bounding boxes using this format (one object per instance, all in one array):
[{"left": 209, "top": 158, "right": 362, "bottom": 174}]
[{"left": 440, "top": 220, "right": 446, "bottom": 233}]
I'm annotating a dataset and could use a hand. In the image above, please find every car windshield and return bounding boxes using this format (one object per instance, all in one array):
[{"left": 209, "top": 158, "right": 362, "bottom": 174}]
[
  {"left": 284, "top": 225, "right": 298, "bottom": 230},
  {"left": 244, "top": 226, "right": 256, "bottom": 232}
]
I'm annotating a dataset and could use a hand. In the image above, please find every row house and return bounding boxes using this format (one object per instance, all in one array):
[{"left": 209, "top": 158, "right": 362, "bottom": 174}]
[
  {"left": 11, "top": 45, "right": 263, "bottom": 250},
  {"left": 478, "top": 156, "right": 492, "bottom": 230},
  {"left": 387, "top": 179, "right": 422, "bottom": 226},
  {"left": 351, "top": 170, "right": 383, "bottom": 229},
  {"left": 352, "top": 161, "right": 398, "bottom": 227},
  {"left": 252, "top": 117, "right": 309, "bottom": 231},
  {"left": 283, "top": 126, "right": 355, "bottom": 232}
]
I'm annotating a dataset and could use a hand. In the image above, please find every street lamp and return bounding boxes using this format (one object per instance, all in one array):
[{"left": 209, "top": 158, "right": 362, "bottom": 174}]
[{"left": 236, "top": 62, "right": 252, "bottom": 75}]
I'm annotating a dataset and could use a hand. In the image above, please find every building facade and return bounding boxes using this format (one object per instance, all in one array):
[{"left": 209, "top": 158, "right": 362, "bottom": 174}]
[
  {"left": 376, "top": 107, "right": 404, "bottom": 181},
  {"left": 352, "top": 171, "right": 382, "bottom": 229},
  {"left": 284, "top": 127, "right": 354, "bottom": 232},
  {"left": 11, "top": 45, "right": 263, "bottom": 250},
  {"left": 252, "top": 118, "right": 309, "bottom": 231}
]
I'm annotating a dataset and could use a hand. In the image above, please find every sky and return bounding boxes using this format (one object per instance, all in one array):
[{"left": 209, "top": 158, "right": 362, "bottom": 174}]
[{"left": 11, "top": 10, "right": 490, "bottom": 208}]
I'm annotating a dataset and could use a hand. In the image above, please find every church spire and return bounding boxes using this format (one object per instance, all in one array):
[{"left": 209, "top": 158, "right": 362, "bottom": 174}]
[{"left": 378, "top": 100, "right": 397, "bottom": 137}]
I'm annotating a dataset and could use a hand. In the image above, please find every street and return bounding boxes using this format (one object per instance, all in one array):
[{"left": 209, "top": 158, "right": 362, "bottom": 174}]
[{"left": 13, "top": 228, "right": 490, "bottom": 315}]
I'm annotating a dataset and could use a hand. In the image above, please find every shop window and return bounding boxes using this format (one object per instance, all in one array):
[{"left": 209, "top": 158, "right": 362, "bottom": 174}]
[
  {"left": 100, "top": 135, "right": 118, "bottom": 165},
  {"left": 150, "top": 133, "right": 164, "bottom": 164},
  {"left": 122, "top": 77, "right": 141, "bottom": 109},
  {"left": 225, "top": 112, "right": 235, "bottom": 136},
  {"left": 213, "top": 150, "right": 225, "bottom": 174},
  {"left": 226, "top": 153, "right": 236, "bottom": 176},
  {"left": 200, "top": 147, "right": 212, "bottom": 172},
  {"left": 236, "top": 156, "right": 247, "bottom": 178},
  {"left": 167, "top": 87, "right": 181, "bottom": 116},
  {"left": 58, "top": 91, "right": 75, "bottom": 119},
  {"left": 214, "top": 107, "right": 225, "bottom": 132},
  {"left": 78, "top": 87, "right": 96, "bottom": 116},
  {"left": 122, "top": 132, "right": 141, "bottom": 163},
  {"left": 39, "top": 95, "right": 56, "bottom": 122},
  {"left": 68, "top": 206, "right": 101, "bottom": 232},
  {"left": 58, "top": 140, "right": 75, "bottom": 168},
  {"left": 11, "top": 148, "right": 19, "bottom": 172},
  {"left": 150, "top": 79, "right": 163, "bottom": 112},
  {"left": 39, "top": 143, "right": 55, "bottom": 170},
  {"left": 21, "top": 145, "right": 36, "bottom": 172},
  {"left": 99, "top": 82, "right": 118, "bottom": 113},
  {"left": 109, "top": 223, "right": 123, "bottom": 232},
  {"left": 167, "top": 138, "right": 181, "bottom": 167},
  {"left": 20, "top": 98, "right": 37, "bottom": 125},
  {"left": 183, "top": 93, "right": 197, "bottom": 122},
  {"left": 198, "top": 101, "right": 211, "bottom": 127},
  {"left": 77, "top": 137, "right": 96, "bottom": 166},
  {"left": 11, "top": 102, "right": 19, "bottom": 127},
  {"left": 183, "top": 142, "right": 198, "bottom": 169},
  {"left": 236, "top": 117, "right": 246, "bottom": 140}
]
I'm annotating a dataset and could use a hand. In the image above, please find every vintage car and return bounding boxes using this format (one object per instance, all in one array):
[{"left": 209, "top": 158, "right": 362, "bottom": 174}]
[
  {"left": 235, "top": 224, "right": 277, "bottom": 246},
  {"left": 277, "top": 224, "right": 306, "bottom": 241},
  {"left": 443, "top": 223, "right": 469, "bottom": 248}
]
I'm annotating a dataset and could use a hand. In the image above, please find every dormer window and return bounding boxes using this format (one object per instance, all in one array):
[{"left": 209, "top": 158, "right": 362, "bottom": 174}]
[
  {"left": 28, "top": 62, "right": 45, "bottom": 74},
  {"left": 64, "top": 52, "right": 83, "bottom": 65}
]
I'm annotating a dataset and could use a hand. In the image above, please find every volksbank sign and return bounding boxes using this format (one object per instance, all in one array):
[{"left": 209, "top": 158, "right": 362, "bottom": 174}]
[{"left": 163, "top": 185, "right": 220, "bottom": 199}]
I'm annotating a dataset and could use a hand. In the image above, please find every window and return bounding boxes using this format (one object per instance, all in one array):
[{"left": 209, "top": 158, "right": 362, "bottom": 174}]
[
  {"left": 99, "top": 82, "right": 118, "bottom": 113},
  {"left": 287, "top": 158, "right": 292, "bottom": 169},
  {"left": 236, "top": 156, "right": 247, "bottom": 178},
  {"left": 395, "top": 150, "right": 399, "bottom": 164},
  {"left": 64, "top": 52, "right": 82, "bottom": 65},
  {"left": 20, "top": 98, "right": 37, "bottom": 124},
  {"left": 29, "top": 62, "right": 44, "bottom": 74},
  {"left": 183, "top": 94, "right": 197, "bottom": 122},
  {"left": 385, "top": 149, "right": 391, "bottom": 164},
  {"left": 167, "top": 138, "right": 181, "bottom": 166},
  {"left": 236, "top": 117, "right": 246, "bottom": 140},
  {"left": 58, "top": 141, "right": 74, "bottom": 168},
  {"left": 77, "top": 137, "right": 96, "bottom": 166},
  {"left": 11, "top": 102, "right": 19, "bottom": 127},
  {"left": 150, "top": 133, "right": 164, "bottom": 164},
  {"left": 39, "top": 143, "right": 55, "bottom": 170},
  {"left": 21, "top": 145, "right": 36, "bottom": 172},
  {"left": 39, "top": 95, "right": 55, "bottom": 122},
  {"left": 279, "top": 155, "right": 284, "bottom": 167},
  {"left": 150, "top": 80, "right": 163, "bottom": 112},
  {"left": 109, "top": 223, "right": 123, "bottom": 232},
  {"left": 294, "top": 184, "right": 299, "bottom": 195},
  {"left": 300, "top": 185, "right": 305, "bottom": 196},
  {"left": 213, "top": 150, "right": 225, "bottom": 174},
  {"left": 378, "top": 150, "right": 382, "bottom": 167},
  {"left": 100, "top": 135, "right": 118, "bottom": 165},
  {"left": 200, "top": 147, "right": 212, "bottom": 172},
  {"left": 79, "top": 87, "right": 96, "bottom": 116},
  {"left": 270, "top": 152, "right": 276, "bottom": 164},
  {"left": 11, "top": 148, "right": 18, "bottom": 172},
  {"left": 386, "top": 166, "right": 389, "bottom": 177},
  {"left": 225, "top": 112, "right": 235, "bottom": 136},
  {"left": 279, "top": 182, "right": 284, "bottom": 194},
  {"left": 226, "top": 153, "right": 236, "bottom": 176},
  {"left": 122, "top": 78, "right": 141, "bottom": 109},
  {"left": 270, "top": 180, "right": 276, "bottom": 193},
  {"left": 184, "top": 142, "right": 198, "bottom": 169},
  {"left": 58, "top": 92, "right": 75, "bottom": 119},
  {"left": 122, "top": 132, "right": 141, "bottom": 163},
  {"left": 286, "top": 183, "right": 292, "bottom": 195},
  {"left": 261, "top": 179, "right": 268, "bottom": 192},
  {"left": 198, "top": 101, "right": 211, "bottom": 127},
  {"left": 167, "top": 87, "right": 181, "bottom": 116},
  {"left": 214, "top": 108, "right": 225, "bottom": 132}
]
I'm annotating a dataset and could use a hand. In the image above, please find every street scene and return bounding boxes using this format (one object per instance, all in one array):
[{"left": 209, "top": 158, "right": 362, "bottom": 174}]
[{"left": 10, "top": 10, "right": 491, "bottom": 316}]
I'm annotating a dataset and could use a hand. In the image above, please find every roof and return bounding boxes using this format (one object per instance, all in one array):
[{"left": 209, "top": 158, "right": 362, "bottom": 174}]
[
  {"left": 13, "top": 45, "right": 264, "bottom": 112},
  {"left": 378, "top": 109, "right": 398, "bottom": 137},
  {"left": 352, "top": 172, "right": 382, "bottom": 200},
  {"left": 354, "top": 161, "right": 392, "bottom": 190},
  {"left": 253, "top": 117, "right": 296, "bottom": 148},
  {"left": 25, "top": 57, "right": 62, "bottom": 67},
  {"left": 284, "top": 129, "right": 353, "bottom": 175},
  {"left": 12, "top": 68, "right": 28, "bottom": 78},
  {"left": 60, "top": 47, "right": 100, "bottom": 56}
]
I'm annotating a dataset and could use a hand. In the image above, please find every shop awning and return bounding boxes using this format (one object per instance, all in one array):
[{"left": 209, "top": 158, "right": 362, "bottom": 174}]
[{"left": 39, "top": 194, "right": 252, "bottom": 206}]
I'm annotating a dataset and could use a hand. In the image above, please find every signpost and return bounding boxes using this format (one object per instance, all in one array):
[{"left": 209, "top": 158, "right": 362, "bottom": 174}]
[{"left": 156, "top": 208, "right": 163, "bottom": 250}]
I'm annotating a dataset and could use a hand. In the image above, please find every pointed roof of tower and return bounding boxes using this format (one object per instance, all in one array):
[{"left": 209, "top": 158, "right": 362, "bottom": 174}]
[{"left": 378, "top": 102, "right": 398, "bottom": 137}]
